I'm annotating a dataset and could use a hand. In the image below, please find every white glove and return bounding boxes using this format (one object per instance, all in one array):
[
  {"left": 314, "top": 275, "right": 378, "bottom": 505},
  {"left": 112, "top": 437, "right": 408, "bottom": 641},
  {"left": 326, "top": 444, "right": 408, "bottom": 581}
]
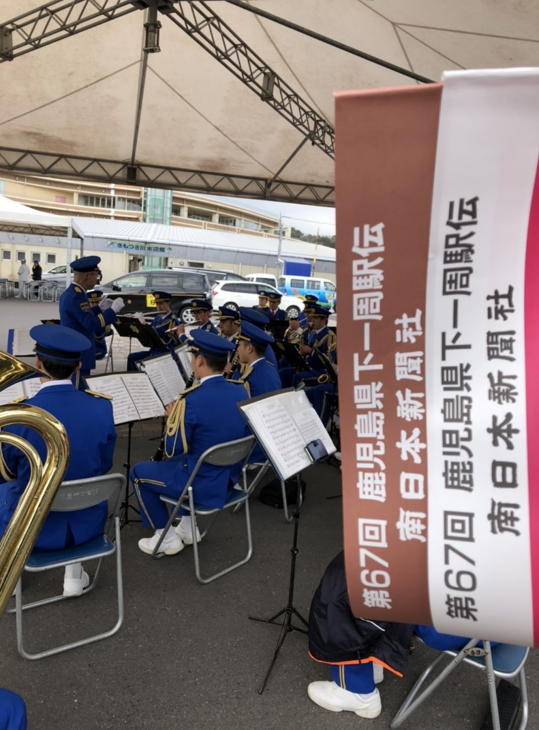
[
  {"left": 135, "top": 312, "right": 146, "bottom": 324},
  {"left": 99, "top": 297, "right": 113, "bottom": 311},
  {"left": 111, "top": 297, "right": 125, "bottom": 314}
]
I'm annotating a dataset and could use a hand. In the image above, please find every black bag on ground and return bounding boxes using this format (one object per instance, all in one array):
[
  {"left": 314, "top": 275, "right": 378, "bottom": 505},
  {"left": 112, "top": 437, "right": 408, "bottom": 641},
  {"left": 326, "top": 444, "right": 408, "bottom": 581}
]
[{"left": 259, "top": 477, "right": 306, "bottom": 509}]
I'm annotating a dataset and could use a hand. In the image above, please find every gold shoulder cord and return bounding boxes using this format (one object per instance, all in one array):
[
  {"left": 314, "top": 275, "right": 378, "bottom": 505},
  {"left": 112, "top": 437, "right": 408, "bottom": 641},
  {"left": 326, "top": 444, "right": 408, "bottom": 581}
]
[
  {"left": 164, "top": 383, "right": 203, "bottom": 457},
  {"left": 84, "top": 389, "right": 113, "bottom": 400}
]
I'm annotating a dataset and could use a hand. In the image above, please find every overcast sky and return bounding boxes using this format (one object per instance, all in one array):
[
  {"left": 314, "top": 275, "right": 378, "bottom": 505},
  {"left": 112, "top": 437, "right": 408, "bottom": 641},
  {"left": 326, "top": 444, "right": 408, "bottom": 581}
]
[{"left": 209, "top": 195, "right": 336, "bottom": 236}]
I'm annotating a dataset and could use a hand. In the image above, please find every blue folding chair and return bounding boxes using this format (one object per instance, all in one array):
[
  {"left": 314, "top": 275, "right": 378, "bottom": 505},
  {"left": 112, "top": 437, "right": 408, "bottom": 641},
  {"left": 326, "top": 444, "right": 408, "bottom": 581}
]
[
  {"left": 8, "top": 473, "right": 126, "bottom": 660},
  {"left": 391, "top": 637, "right": 529, "bottom": 729}
]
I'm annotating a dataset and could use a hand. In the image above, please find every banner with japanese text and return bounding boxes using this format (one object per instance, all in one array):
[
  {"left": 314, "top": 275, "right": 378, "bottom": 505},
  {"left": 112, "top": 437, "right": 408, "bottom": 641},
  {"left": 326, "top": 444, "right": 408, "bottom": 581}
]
[{"left": 336, "top": 68, "right": 539, "bottom": 644}]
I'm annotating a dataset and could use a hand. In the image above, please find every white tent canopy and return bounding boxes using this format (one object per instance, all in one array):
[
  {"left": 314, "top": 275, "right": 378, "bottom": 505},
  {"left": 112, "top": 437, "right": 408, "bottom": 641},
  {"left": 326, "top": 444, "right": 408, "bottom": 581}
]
[
  {"left": 0, "top": 193, "right": 72, "bottom": 233},
  {"left": 0, "top": 0, "right": 537, "bottom": 206}
]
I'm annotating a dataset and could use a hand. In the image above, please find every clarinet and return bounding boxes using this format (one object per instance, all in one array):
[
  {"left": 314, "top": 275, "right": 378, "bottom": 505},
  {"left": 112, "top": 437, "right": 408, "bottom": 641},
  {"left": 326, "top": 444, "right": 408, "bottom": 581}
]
[{"left": 226, "top": 340, "right": 241, "bottom": 380}]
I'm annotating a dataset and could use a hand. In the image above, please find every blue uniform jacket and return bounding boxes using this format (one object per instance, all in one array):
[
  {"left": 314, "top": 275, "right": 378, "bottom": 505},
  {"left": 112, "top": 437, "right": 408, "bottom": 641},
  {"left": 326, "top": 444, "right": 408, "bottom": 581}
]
[
  {"left": 241, "top": 359, "right": 282, "bottom": 400},
  {"left": 240, "top": 359, "right": 282, "bottom": 463},
  {"left": 152, "top": 311, "right": 180, "bottom": 353},
  {"left": 307, "top": 325, "right": 337, "bottom": 372},
  {"left": 164, "top": 376, "right": 250, "bottom": 508},
  {"left": 0, "top": 383, "right": 116, "bottom": 550},
  {"left": 59, "top": 283, "right": 117, "bottom": 371},
  {"left": 268, "top": 308, "right": 287, "bottom": 321}
]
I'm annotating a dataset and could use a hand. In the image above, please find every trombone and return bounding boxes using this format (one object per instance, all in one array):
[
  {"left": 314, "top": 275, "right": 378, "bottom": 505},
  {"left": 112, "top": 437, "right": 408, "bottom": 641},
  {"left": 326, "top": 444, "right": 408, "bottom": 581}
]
[{"left": 0, "top": 352, "right": 69, "bottom": 618}]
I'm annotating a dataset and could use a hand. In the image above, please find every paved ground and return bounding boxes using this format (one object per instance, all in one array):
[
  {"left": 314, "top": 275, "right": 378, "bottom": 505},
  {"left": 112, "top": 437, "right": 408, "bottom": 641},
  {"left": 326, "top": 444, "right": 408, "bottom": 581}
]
[{"left": 0, "top": 299, "right": 537, "bottom": 729}]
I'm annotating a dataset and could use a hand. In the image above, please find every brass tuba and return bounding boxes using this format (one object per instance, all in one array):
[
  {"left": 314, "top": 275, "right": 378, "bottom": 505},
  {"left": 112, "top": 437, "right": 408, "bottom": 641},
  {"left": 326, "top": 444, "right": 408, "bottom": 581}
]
[{"left": 0, "top": 352, "right": 69, "bottom": 618}]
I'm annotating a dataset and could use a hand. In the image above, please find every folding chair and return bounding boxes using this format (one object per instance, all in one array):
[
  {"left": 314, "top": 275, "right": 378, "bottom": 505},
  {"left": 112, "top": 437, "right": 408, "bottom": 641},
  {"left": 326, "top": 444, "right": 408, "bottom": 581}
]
[
  {"left": 153, "top": 435, "right": 256, "bottom": 583},
  {"left": 391, "top": 638, "right": 529, "bottom": 729},
  {"left": 8, "top": 473, "right": 126, "bottom": 660}
]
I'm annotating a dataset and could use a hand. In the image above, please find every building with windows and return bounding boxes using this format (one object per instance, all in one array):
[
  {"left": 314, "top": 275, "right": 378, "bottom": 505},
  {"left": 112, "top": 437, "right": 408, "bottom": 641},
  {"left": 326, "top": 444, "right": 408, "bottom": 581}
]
[
  {"left": 0, "top": 176, "right": 335, "bottom": 284},
  {"left": 0, "top": 172, "right": 286, "bottom": 237}
]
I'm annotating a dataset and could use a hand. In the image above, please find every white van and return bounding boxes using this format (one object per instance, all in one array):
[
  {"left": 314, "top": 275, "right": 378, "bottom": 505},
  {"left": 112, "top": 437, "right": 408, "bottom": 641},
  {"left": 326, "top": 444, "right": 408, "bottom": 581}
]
[{"left": 245, "top": 273, "right": 278, "bottom": 288}]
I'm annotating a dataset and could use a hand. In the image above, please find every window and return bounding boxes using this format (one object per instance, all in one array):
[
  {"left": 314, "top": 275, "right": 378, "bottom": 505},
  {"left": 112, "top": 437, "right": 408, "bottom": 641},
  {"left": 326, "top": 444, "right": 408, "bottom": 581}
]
[
  {"left": 291, "top": 278, "right": 305, "bottom": 288},
  {"left": 325, "top": 281, "right": 336, "bottom": 292},
  {"left": 0, "top": 180, "right": 5, "bottom": 195},
  {"left": 2, "top": 250, "right": 11, "bottom": 261},
  {"left": 187, "top": 209, "right": 212, "bottom": 222},
  {"left": 31, "top": 252, "right": 41, "bottom": 263},
  {"left": 241, "top": 219, "right": 260, "bottom": 231},
  {"left": 219, "top": 215, "right": 236, "bottom": 227},
  {"left": 16, "top": 251, "right": 26, "bottom": 262},
  {"left": 307, "top": 279, "right": 321, "bottom": 291},
  {"left": 150, "top": 274, "right": 181, "bottom": 289},
  {"left": 278, "top": 277, "right": 285, "bottom": 287},
  {"left": 182, "top": 273, "right": 205, "bottom": 292},
  {"left": 257, "top": 283, "right": 278, "bottom": 294},
  {"left": 47, "top": 253, "right": 56, "bottom": 265},
  {"left": 114, "top": 273, "right": 148, "bottom": 289},
  {"left": 188, "top": 261, "right": 204, "bottom": 268},
  {"left": 79, "top": 194, "right": 113, "bottom": 209}
]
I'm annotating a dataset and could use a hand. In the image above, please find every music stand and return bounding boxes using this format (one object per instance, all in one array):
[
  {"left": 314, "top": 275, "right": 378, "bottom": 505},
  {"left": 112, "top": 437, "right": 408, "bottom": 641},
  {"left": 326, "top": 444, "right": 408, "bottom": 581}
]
[
  {"left": 265, "top": 320, "right": 289, "bottom": 341},
  {"left": 114, "top": 316, "right": 165, "bottom": 350},
  {"left": 249, "top": 472, "right": 309, "bottom": 694},
  {"left": 271, "top": 340, "right": 309, "bottom": 370}
]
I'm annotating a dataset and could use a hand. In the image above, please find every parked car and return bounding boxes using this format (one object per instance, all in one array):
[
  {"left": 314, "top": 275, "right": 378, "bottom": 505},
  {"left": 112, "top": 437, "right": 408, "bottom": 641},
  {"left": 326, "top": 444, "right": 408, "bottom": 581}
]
[
  {"left": 245, "top": 272, "right": 278, "bottom": 288},
  {"left": 41, "top": 265, "right": 73, "bottom": 281},
  {"left": 99, "top": 269, "right": 212, "bottom": 324},
  {"left": 212, "top": 281, "right": 303, "bottom": 317},
  {"left": 168, "top": 267, "right": 246, "bottom": 288},
  {"left": 278, "top": 275, "right": 336, "bottom": 309}
]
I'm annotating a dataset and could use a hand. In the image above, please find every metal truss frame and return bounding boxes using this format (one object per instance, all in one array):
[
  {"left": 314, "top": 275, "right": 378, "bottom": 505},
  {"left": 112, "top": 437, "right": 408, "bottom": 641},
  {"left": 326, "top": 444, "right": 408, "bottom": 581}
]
[
  {"left": 0, "top": 0, "right": 336, "bottom": 204},
  {"left": 0, "top": 147, "right": 335, "bottom": 206},
  {"left": 166, "top": 1, "right": 335, "bottom": 159},
  {"left": 0, "top": 0, "right": 138, "bottom": 61}
]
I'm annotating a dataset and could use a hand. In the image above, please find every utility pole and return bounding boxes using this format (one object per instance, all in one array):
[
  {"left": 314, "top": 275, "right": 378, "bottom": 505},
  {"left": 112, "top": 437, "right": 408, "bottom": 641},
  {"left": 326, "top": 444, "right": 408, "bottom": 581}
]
[
  {"left": 276, "top": 212, "right": 283, "bottom": 281},
  {"left": 312, "top": 227, "right": 319, "bottom": 276}
]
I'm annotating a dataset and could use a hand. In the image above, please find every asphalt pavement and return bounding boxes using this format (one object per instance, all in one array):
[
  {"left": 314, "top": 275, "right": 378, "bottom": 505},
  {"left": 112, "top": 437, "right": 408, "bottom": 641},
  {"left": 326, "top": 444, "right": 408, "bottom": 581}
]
[{"left": 0, "top": 298, "right": 537, "bottom": 730}]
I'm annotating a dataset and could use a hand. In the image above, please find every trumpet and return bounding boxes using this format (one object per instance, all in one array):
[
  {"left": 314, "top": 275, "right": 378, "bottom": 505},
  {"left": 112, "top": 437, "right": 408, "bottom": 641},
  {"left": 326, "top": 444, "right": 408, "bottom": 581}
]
[
  {"left": 0, "top": 353, "right": 69, "bottom": 617},
  {"left": 317, "top": 373, "right": 330, "bottom": 384}
]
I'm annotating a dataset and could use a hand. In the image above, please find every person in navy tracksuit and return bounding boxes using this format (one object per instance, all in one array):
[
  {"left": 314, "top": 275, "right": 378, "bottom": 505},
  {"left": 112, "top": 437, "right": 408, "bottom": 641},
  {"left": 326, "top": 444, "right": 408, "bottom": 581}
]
[
  {"left": 0, "top": 325, "right": 116, "bottom": 597},
  {"left": 130, "top": 330, "right": 250, "bottom": 555}
]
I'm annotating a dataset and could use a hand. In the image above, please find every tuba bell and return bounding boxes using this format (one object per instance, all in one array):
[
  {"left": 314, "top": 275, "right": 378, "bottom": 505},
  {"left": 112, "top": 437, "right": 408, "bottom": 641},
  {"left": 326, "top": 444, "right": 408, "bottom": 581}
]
[{"left": 0, "top": 351, "right": 69, "bottom": 618}]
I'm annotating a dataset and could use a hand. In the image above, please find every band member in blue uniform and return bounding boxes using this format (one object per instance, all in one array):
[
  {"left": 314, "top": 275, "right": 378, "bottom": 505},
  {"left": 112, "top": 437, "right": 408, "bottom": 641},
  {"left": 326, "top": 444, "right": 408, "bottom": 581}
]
[
  {"left": 130, "top": 330, "right": 249, "bottom": 555},
  {"left": 127, "top": 291, "right": 180, "bottom": 371},
  {"left": 216, "top": 306, "right": 240, "bottom": 342},
  {"left": 235, "top": 321, "right": 282, "bottom": 399},
  {"left": 0, "top": 325, "right": 116, "bottom": 596},
  {"left": 237, "top": 307, "right": 279, "bottom": 369},
  {"left": 235, "top": 321, "right": 282, "bottom": 462},
  {"left": 256, "top": 290, "right": 271, "bottom": 316},
  {"left": 267, "top": 291, "right": 287, "bottom": 321},
  {"left": 175, "top": 299, "right": 218, "bottom": 345},
  {"left": 300, "top": 294, "right": 318, "bottom": 329},
  {"left": 280, "top": 304, "right": 337, "bottom": 388},
  {"left": 87, "top": 289, "right": 112, "bottom": 360},
  {"left": 0, "top": 689, "right": 27, "bottom": 730},
  {"left": 59, "top": 256, "right": 124, "bottom": 381}
]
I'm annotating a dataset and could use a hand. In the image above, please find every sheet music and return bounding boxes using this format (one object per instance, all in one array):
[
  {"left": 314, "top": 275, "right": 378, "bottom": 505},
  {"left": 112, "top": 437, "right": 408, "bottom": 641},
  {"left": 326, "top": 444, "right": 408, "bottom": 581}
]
[
  {"left": 0, "top": 383, "right": 25, "bottom": 406},
  {"left": 141, "top": 354, "right": 185, "bottom": 407},
  {"left": 87, "top": 375, "right": 139, "bottom": 425},
  {"left": 240, "top": 390, "right": 336, "bottom": 481},
  {"left": 12, "top": 329, "right": 35, "bottom": 357},
  {"left": 175, "top": 345, "right": 193, "bottom": 380},
  {"left": 0, "top": 377, "right": 44, "bottom": 406},
  {"left": 120, "top": 373, "right": 164, "bottom": 421}
]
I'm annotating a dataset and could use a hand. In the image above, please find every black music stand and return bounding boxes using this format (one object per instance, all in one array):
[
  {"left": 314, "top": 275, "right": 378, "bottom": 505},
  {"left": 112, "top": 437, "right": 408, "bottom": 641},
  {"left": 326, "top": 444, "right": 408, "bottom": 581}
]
[
  {"left": 266, "top": 320, "right": 289, "bottom": 341},
  {"left": 249, "top": 471, "right": 309, "bottom": 694},
  {"left": 271, "top": 340, "right": 309, "bottom": 371},
  {"left": 114, "top": 316, "right": 165, "bottom": 350}
]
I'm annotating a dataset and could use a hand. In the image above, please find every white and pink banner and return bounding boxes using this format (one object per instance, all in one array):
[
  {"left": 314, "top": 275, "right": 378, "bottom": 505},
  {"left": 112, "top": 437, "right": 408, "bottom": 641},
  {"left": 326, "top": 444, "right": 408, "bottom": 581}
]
[{"left": 336, "top": 68, "right": 539, "bottom": 645}]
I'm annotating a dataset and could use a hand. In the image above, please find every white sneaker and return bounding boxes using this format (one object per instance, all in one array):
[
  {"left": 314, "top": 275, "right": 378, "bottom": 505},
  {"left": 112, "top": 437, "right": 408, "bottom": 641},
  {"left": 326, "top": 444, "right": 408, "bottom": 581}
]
[
  {"left": 138, "top": 530, "right": 185, "bottom": 555},
  {"left": 175, "top": 521, "right": 201, "bottom": 545},
  {"left": 373, "top": 663, "right": 384, "bottom": 684},
  {"left": 63, "top": 566, "right": 90, "bottom": 597},
  {"left": 307, "top": 682, "right": 381, "bottom": 719}
]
